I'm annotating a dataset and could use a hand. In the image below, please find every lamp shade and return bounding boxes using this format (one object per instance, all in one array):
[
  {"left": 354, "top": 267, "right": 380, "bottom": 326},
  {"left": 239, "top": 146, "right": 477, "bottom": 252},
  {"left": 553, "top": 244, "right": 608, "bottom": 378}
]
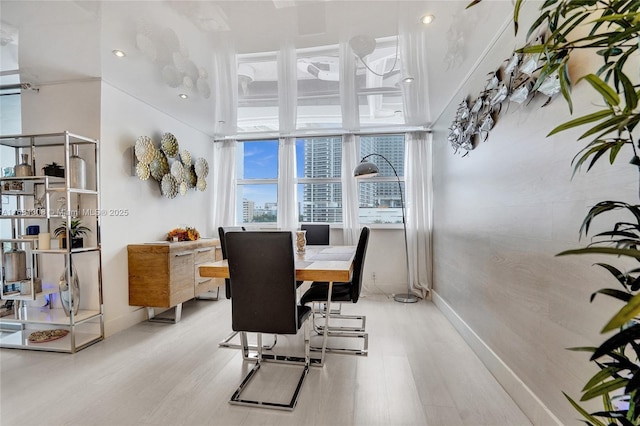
[{"left": 353, "top": 160, "right": 379, "bottom": 178}]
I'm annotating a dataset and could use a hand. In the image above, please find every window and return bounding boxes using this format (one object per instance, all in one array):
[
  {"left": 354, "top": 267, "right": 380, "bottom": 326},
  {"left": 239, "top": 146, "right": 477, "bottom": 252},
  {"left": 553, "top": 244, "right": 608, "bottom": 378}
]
[
  {"left": 236, "top": 140, "right": 278, "bottom": 224},
  {"left": 358, "top": 134, "right": 406, "bottom": 224},
  {"left": 296, "top": 136, "right": 342, "bottom": 223},
  {"left": 235, "top": 134, "right": 404, "bottom": 226}
]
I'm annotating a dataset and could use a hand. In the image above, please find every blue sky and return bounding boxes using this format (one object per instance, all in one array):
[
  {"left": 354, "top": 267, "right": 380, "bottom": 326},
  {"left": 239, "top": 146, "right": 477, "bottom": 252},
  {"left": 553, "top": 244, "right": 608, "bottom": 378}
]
[{"left": 241, "top": 140, "right": 305, "bottom": 207}]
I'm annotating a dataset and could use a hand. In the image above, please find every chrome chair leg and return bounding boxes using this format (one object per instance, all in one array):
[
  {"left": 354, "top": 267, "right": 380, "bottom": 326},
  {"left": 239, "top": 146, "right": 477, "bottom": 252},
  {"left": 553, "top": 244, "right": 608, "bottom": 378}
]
[
  {"left": 310, "top": 302, "right": 366, "bottom": 333},
  {"left": 310, "top": 330, "right": 368, "bottom": 356},
  {"left": 318, "top": 301, "right": 342, "bottom": 315},
  {"left": 220, "top": 330, "right": 278, "bottom": 350},
  {"left": 230, "top": 324, "right": 310, "bottom": 410},
  {"left": 309, "top": 304, "right": 368, "bottom": 356},
  {"left": 312, "top": 311, "right": 366, "bottom": 333}
]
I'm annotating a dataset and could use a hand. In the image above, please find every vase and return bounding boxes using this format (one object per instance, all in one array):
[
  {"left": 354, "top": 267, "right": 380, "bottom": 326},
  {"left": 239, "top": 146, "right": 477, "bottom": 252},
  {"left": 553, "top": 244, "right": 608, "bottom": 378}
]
[
  {"left": 69, "top": 145, "right": 86, "bottom": 189},
  {"left": 15, "top": 153, "right": 32, "bottom": 177},
  {"left": 296, "top": 230, "right": 307, "bottom": 254},
  {"left": 59, "top": 264, "right": 80, "bottom": 316}
]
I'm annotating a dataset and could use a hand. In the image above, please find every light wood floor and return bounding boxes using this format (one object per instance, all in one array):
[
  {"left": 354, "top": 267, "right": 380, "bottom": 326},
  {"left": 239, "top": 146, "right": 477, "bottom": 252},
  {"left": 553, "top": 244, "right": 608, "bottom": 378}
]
[{"left": 0, "top": 293, "right": 532, "bottom": 426}]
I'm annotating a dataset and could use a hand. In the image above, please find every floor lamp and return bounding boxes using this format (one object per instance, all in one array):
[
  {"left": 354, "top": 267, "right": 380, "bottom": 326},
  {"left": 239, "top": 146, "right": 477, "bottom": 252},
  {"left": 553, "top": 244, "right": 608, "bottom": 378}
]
[{"left": 353, "top": 154, "right": 418, "bottom": 303}]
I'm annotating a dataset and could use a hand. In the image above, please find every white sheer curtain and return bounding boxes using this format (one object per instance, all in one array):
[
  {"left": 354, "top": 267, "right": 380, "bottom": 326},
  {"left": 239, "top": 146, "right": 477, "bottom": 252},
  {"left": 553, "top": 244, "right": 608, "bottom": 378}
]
[
  {"left": 277, "top": 137, "right": 298, "bottom": 232},
  {"left": 340, "top": 40, "right": 360, "bottom": 131},
  {"left": 212, "top": 43, "right": 238, "bottom": 137},
  {"left": 340, "top": 38, "right": 361, "bottom": 244},
  {"left": 278, "top": 43, "right": 297, "bottom": 135},
  {"left": 341, "top": 134, "right": 360, "bottom": 245},
  {"left": 400, "top": 24, "right": 430, "bottom": 125},
  {"left": 211, "top": 140, "right": 238, "bottom": 230},
  {"left": 210, "top": 41, "right": 238, "bottom": 231},
  {"left": 405, "top": 131, "right": 432, "bottom": 298},
  {"left": 275, "top": 43, "right": 299, "bottom": 232}
]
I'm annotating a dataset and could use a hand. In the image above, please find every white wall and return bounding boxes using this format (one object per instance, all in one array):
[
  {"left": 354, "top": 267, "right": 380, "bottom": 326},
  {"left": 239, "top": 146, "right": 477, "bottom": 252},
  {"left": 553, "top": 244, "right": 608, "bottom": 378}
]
[
  {"left": 21, "top": 80, "right": 101, "bottom": 138},
  {"left": 100, "top": 82, "right": 214, "bottom": 336},
  {"left": 431, "top": 3, "right": 637, "bottom": 424},
  {"left": 17, "top": 80, "right": 214, "bottom": 336},
  {"left": 18, "top": 81, "right": 103, "bottom": 314},
  {"left": 360, "top": 227, "right": 407, "bottom": 296}
]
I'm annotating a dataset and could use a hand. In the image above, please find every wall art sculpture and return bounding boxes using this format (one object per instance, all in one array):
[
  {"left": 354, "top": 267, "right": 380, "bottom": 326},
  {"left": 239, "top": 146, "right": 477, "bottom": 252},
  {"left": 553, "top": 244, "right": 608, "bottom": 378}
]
[
  {"left": 134, "top": 132, "right": 208, "bottom": 198},
  {"left": 449, "top": 34, "right": 561, "bottom": 157}
]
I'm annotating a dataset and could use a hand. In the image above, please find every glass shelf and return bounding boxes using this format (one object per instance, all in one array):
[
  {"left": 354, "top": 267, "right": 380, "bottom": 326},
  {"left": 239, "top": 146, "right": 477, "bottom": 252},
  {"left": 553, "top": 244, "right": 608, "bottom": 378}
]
[
  {"left": 0, "top": 131, "right": 98, "bottom": 148},
  {"left": 0, "top": 329, "right": 103, "bottom": 353},
  {"left": 0, "top": 306, "right": 102, "bottom": 325},
  {"left": 0, "top": 285, "right": 57, "bottom": 302}
]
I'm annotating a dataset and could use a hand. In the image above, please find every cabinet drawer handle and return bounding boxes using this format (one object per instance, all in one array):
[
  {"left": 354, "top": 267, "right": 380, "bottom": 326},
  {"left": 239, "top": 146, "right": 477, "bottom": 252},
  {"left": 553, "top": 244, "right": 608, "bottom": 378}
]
[
  {"left": 196, "top": 248, "right": 213, "bottom": 253},
  {"left": 198, "top": 278, "right": 212, "bottom": 285},
  {"left": 174, "top": 251, "right": 192, "bottom": 257}
]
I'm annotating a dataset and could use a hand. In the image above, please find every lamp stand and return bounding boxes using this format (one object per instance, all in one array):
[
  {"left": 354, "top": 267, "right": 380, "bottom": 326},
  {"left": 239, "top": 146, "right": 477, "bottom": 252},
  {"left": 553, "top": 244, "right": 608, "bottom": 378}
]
[
  {"left": 358, "top": 154, "right": 418, "bottom": 304},
  {"left": 394, "top": 293, "right": 418, "bottom": 303},
  {"left": 395, "top": 181, "right": 418, "bottom": 303}
]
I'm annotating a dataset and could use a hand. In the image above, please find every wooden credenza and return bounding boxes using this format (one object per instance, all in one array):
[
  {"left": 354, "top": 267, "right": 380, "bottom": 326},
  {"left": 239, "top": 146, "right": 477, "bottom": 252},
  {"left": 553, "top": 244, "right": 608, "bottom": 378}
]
[{"left": 127, "top": 239, "right": 222, "bottom": 322}]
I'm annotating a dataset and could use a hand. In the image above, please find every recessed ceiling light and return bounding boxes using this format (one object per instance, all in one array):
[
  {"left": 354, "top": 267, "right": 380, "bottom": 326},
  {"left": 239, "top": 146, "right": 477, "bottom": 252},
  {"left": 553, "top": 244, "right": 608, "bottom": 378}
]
[
  {"left": 178, "top": 94, "right": 188, "bottom": 99},
  {"left": 420, "top": 14, "right": 435, "bottom": 24},
  {"left": 402, "top": 77, "right": 415, "bottom": 83},
  {"left": 112, "top": 49, "right": 126, "bottom": 58}
]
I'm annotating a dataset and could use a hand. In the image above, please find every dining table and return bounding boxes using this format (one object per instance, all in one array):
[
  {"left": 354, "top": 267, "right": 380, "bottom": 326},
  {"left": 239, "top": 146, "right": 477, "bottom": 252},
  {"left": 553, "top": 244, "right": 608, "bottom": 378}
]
[{"left": 198, "top": 244, "right": 357, "bottom": 366}]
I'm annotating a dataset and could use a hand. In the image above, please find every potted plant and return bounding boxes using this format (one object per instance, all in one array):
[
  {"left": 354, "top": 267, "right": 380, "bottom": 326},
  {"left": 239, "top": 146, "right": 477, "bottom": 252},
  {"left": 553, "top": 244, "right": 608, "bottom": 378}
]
[
  {"left": 54, "top": 219, "right": 90, "bottom": 249},
  {"left": 42, "top": 162, "right": 64, "bottom": 178}
]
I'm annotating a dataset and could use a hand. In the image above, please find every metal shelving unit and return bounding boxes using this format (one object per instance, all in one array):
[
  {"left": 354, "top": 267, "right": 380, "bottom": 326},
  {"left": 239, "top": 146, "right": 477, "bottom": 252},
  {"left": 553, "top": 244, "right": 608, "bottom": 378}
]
[{"left": 0, "top": 131, "right": 103, "bottom": 353}]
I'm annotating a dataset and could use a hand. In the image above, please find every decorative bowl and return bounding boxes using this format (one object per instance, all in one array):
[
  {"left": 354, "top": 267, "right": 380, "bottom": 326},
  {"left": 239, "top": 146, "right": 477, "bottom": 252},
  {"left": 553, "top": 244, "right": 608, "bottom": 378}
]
[
  {"left": 180, "top": 149, "right": 192, "bottom": 165},
  {"left": 194, "top": 157, "right": 209, "bottom": 178},
  {"left": 160, "top": 132, "right": 179, "bottom": 158},
  {"left": 170, "top": 161, "right": 185, "bottom": 183},
  {"left": 135, "top": 162, "right": 151, "bottom": 180},
  {"left": 160, "top": 174, "right": 178, "bottom": 199},
  {"left": 149, "top": 150, "right": 169, "bottom": 181},
  {"left": 134, "top": 136, "right": 155, "bottom": 164},
  {"left": 185, "top": 165, "right": 197, "bottom": 188}
]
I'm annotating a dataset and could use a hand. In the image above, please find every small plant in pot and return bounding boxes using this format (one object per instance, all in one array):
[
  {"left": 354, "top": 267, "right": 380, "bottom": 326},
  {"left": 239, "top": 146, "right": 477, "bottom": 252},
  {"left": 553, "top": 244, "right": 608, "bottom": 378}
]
[
  {"left": 42, "top": 162, "right": 64, "bottom": 178},
  {"left": 54, "top": 219, "right": 90, "bottom": 249}
]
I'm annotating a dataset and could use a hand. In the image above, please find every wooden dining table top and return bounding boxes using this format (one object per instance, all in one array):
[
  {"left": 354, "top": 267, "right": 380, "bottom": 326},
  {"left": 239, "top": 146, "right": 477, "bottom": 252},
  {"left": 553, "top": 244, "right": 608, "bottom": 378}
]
[{"left": 199, "top": 245, "right": 356, "bottom": 283}]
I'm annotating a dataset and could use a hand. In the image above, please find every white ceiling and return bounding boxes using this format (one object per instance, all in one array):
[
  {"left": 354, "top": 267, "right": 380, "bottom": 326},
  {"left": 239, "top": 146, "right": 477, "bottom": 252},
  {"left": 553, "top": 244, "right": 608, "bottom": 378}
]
[{"left": 0, "top": 0, "right": 514, "bottom": 137}]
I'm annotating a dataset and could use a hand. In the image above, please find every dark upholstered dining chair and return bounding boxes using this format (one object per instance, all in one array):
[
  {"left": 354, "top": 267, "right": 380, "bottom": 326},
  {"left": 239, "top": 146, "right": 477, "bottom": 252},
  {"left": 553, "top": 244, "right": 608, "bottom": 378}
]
[
  {"left": 217, "top": 226, "right": 244, "bottom": 300},
  {"left": 217, "top": 226, "right": 277, "bottom": 350},
  {"left": 295, "top": 224, "right": 330, "bottom": 288},
  {"left": 300, "top": 224, "right": 330, "bottom": 245},
  {"left": 300, "top": 226, "right": 370, "bottom": 355},
  {"left": 225, "top": 231, "right": 312, "bottom": 410}
]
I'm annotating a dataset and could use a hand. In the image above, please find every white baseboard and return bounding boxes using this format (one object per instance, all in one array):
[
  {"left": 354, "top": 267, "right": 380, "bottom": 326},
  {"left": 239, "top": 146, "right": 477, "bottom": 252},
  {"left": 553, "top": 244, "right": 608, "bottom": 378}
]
[
  {"left": 432, "top": 290, "right": 562, "bottom": 426},
  {"left": 104, "top": 307, "right": 148, "bottom": 338}
]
